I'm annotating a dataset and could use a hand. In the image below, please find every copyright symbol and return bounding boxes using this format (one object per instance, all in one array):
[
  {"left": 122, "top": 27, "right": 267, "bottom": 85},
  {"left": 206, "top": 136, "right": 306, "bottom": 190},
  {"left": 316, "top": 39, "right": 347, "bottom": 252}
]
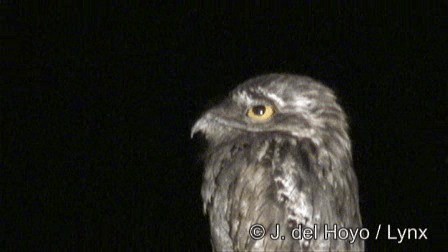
[{"left": 249, "top": 224, "right": 266, "bottom": 240}]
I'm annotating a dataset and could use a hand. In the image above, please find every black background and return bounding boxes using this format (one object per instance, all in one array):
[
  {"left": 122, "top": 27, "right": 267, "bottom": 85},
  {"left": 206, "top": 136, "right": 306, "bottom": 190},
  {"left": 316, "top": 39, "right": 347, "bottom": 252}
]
[{"left": 4, "top": 2, "right": 447, "bottom": 250}]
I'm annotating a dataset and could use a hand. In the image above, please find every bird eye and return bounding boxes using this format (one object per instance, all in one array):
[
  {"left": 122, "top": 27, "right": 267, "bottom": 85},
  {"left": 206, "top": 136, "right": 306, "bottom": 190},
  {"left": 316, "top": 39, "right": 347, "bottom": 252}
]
[{"left": 247, "top": 105, "right": 275, "bottom": 122}]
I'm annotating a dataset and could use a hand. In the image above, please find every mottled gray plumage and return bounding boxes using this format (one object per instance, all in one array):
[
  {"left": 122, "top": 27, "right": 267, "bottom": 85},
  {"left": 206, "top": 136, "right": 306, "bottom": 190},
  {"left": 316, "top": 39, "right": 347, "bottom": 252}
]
[{"left": 191, "top": 74, "right": 363, "bottom": 251}]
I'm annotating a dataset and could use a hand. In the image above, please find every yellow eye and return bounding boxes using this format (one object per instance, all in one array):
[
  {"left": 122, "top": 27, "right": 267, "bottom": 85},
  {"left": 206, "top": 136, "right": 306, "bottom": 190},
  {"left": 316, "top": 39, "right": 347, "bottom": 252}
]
[{"left": 247, "top": 105, "right": 275, "bottom": 122}]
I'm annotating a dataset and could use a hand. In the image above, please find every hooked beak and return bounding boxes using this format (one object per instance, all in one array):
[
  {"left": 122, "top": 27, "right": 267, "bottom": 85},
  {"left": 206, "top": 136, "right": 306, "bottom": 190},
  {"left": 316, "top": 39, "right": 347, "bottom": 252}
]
[
  {"left": 190, "top": 113, "right": 212, "bottom": 138},
  {"left": 191, "top": 109, "right": 248, "bottom": 139}
]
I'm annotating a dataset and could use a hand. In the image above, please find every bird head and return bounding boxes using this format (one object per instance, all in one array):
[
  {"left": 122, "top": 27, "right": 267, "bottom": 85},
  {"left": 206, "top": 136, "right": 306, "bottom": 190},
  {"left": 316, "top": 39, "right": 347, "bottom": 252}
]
[{"left": 191, "top": 74, "right": 350, "bottom": 151}]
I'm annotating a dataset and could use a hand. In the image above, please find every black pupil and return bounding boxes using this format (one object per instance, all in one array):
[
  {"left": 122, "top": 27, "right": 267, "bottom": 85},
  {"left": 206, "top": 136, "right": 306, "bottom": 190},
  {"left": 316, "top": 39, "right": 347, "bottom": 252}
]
[{"left": 253, "top": 105, "right": 266, "bottom": 116}]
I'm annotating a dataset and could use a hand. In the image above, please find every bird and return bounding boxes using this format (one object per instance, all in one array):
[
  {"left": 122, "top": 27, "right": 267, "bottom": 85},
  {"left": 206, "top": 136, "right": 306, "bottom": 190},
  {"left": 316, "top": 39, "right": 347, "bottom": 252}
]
[{"left": 191, "top": 74, "right": 364, "bottom": 251}]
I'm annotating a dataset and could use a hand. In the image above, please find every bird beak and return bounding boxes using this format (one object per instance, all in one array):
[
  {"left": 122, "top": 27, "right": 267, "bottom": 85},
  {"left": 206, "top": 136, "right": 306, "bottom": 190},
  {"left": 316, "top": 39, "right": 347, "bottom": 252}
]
[
  {"left": 191, "top": 114, "right": 210, "bottom": 138},
  {"left": 191, "top": 102, "right": 249, "bottom": 139}
]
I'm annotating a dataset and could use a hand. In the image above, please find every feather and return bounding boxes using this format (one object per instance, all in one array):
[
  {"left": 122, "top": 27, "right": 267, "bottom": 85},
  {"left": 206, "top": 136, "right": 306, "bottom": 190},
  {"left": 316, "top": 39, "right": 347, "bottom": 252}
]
[{"left": 192, "top": 74, "right": 364, "bottom": 251}]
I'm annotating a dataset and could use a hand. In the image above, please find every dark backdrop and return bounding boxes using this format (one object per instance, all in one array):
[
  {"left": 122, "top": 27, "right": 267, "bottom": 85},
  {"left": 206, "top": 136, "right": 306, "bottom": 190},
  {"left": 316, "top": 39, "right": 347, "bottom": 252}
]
[{"left": 4, "top": 2, "right": 447, "bottom": 250}]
